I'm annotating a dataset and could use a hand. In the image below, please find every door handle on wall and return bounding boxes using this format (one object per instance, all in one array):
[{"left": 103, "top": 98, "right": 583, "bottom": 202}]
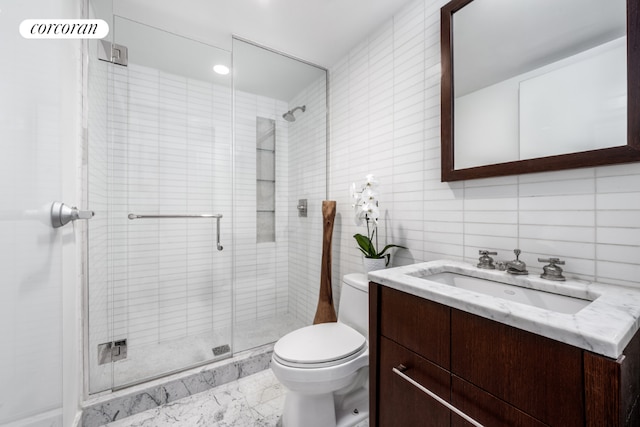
[{"left": 51, "top": 201, "right": 94, "bottom": 228}]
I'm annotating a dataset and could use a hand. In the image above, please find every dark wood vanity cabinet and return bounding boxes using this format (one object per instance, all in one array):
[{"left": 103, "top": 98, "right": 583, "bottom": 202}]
[{"left": 369, "top": 283, "right": 640, "bottom": 427}]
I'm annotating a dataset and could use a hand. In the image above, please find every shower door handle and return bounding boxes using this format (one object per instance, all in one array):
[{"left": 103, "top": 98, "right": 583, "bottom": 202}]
[
  {"left": 127, "top": 212, "right": 223, "bottom": 251},
  {"left": 216, "top": 215, "right": 223, "bottom": 251},
  {"left": 51, "top": 201, "right": 94, "bottom": 228}
]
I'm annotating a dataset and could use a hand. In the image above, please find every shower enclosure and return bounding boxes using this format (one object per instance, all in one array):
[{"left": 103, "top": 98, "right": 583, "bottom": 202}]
[{"left": 86, "top": 1, "right": 327, "bottom": 393}]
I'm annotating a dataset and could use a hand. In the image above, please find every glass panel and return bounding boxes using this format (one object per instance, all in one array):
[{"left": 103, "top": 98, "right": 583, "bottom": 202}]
[
  {"left": 233, "top": 38, "right": 327, "bottom": 353},
  {"left": 88, "top": 12, "right": 232, "bottom": 392},
  {"left": 86, "top": 0, "right": 115, "bottom": 395}
]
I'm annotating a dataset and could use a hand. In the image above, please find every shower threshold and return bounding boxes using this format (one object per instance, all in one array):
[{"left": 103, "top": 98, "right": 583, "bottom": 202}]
[
  {"left": 82, "top": 343, "right": 274, "bottom": 427},
  {"left": 92, "top": 313, "right": 305, "bottom": 391},
  {"left": 82, "top": 314, "right": 306, "bottom": 426}
]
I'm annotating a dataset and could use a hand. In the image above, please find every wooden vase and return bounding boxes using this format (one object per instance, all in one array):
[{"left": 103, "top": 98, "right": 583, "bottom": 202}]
[{"left": 313, "top": 200, "right": 338, "bottom": 324}]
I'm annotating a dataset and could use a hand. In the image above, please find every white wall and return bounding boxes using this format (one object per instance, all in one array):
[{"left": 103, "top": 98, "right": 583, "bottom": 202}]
[
  {"left": 329, "top": 0, "right": 640, "bottom": 294},
  {"left": 0, "top": 0, "right": 82, "bottom": 425}
]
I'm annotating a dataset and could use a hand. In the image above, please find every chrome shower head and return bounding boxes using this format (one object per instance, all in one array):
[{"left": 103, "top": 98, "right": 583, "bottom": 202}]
[{"left": 282, "top": 105, "right": 306, "bottom": 122}]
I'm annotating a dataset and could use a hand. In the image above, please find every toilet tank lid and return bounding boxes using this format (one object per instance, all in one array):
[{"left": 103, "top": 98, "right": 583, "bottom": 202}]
[{"left": 343, "top": 273, "right": 368, "bottom": 292}]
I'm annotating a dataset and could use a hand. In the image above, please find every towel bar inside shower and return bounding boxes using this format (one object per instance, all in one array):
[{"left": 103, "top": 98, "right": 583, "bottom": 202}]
[{"left": 127, "top": 213, "right": 224, "bottom": 251}]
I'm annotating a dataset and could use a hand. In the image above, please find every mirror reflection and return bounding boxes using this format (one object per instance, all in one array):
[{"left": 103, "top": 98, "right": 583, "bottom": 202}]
[{"left": 452, "top": 0, "right": 627, "bottom": 170}]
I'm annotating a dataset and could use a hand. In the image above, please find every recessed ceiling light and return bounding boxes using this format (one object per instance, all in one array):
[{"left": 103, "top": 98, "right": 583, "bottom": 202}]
[{"left": 213, "top": 64, "right": 230, "bottom": 75}]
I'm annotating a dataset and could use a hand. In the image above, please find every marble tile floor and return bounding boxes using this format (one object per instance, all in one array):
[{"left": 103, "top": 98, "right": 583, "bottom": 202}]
[{"left": 102, "top": 369, "right": 370, "bottom": 427}]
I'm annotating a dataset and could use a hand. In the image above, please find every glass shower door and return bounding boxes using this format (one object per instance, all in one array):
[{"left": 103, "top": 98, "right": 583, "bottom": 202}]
[{"left": 87, "top": 14, "right": 233, "bottom": 392}]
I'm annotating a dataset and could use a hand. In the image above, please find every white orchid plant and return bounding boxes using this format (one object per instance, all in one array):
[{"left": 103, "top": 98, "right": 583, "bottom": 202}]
[{"left": 351, "top": 174, "right": 406, "bottom": 266}]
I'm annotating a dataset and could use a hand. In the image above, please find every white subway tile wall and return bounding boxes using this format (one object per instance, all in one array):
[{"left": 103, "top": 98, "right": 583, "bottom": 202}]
[{"left": 329, "top": 0, "right": 640, "bottom": 291}]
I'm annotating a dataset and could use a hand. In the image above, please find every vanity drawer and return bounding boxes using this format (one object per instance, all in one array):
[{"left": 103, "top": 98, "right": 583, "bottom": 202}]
[
  {"left": 379, "top": 336, "right": 451, "bottom": 427},
  {"left": 451, "top": 309, "right": 584, "bottom": 426},
  {"left": 379, "top": 286, "right": 450, "bottom": 369},
  {"left": 451, "top": 376, "right": 547, "bottom": 427}
]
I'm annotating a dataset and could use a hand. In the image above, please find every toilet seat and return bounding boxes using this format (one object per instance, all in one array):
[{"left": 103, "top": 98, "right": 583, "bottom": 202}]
[{"left": 273, "top": 322, "right": 366, "bottom": 369}]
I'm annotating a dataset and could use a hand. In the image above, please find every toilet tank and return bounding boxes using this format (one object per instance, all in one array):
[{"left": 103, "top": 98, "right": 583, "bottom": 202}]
[{"left": 338, "top": 273, "right": 369, "bottom": 339}]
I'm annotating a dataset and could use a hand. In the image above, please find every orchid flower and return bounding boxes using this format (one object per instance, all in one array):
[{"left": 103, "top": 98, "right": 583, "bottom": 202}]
[
  {"left": 364, "top": 174, "right": 378, "bottom": 188},
  {"left": 350, "top": 182, "right": 360, "bottom": 201},
  {"left": 351, "top": 174, "right": 406, "bottom": 265},
  {"left": 361, "top": 187, "right": 377, "bottom": 204},
  {"left": 361, "top": 201, "right": 379, "bottom": 224},
  {"left": 353, "top": 203, "right": 366, "bottom": 226}
]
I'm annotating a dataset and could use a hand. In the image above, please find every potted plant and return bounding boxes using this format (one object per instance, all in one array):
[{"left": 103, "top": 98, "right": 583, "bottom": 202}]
[{"left": 351, "top": 174, "right": 406, "bottom": 272}]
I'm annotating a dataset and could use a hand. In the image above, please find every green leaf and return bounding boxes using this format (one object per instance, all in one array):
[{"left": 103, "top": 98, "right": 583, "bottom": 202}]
[
  {"left": 378, "top": 244, "right": 408, "bottom": 257},
  {"left": 353, "top": 233, "right": 376, "bottom": 257}
]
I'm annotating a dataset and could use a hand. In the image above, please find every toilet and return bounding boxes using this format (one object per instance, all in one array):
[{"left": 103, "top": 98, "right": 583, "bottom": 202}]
[{"left": 271, "top": 273, "right": 369, "bottom": 427}]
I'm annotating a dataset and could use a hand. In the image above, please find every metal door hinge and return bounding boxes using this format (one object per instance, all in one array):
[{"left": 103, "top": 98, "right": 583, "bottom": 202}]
[
  {"left": 98, "top": 339, "right": 128, "bottom": 365},
  {"left": 98, "top": 40, "right": 128, "bottom": 66}
]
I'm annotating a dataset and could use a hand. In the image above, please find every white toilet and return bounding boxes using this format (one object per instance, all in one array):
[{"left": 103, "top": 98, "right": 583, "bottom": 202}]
[{"left": 271, "top": 273, "right": 369, "bottom": 427}]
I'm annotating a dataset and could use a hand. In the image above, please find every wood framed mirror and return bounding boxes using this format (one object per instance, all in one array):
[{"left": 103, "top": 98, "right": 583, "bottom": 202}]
[{"left": 441, "top": 0, "right": 640, "bottom": 182}]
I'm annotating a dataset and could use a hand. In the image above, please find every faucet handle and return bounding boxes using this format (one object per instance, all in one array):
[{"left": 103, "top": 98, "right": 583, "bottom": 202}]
[
  {"left": 537, "top": 257, "right": 565, "bottom": 265},
  {"left": 479, "top": 250, "right": 498, "bottom": 256},
  {"left": 506, "top": 249, "right": 528, "bottom": 275},
  {"left": 477, "top": 250, "right": 497, "bottom": 269},
  {"left": 538, "top": 258, "right": 566, "bottom": 281}
]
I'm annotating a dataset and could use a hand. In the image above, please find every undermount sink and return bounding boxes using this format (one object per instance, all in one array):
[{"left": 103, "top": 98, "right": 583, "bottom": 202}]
[{"left": 419, "top": 271, "right": 592, "bottom": 314}]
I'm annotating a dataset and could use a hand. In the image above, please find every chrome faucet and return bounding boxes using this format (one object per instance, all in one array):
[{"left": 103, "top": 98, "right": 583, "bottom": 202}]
[
  {"left": 538, "top": 258, "right": 566, "bottom": 281},
  {"left": 477, "top": 250, "right": 497, "bottom": 269},
  {"left": 506, "top": 249, "right": 528, "bottom": 275}
]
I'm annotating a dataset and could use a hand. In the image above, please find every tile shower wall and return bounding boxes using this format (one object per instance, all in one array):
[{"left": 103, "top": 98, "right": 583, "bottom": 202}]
[{"left": 329, "top": 0, "right": 640, "bottom": 294}]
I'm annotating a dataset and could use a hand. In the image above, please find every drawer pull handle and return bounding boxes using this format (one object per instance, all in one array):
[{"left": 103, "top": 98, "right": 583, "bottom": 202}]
[{"left": 393, "top": 364, "right": 485, "bottom": 427}]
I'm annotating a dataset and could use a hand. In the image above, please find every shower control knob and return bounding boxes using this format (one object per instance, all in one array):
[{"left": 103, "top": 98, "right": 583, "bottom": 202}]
[{"left": 51, "top": 201, "right": 94, "bottom": 228}]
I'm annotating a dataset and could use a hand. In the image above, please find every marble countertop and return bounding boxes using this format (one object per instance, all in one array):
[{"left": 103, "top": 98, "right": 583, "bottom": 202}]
[{"left": 368, "top": 260, "right": 640, "bottom": 359}]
